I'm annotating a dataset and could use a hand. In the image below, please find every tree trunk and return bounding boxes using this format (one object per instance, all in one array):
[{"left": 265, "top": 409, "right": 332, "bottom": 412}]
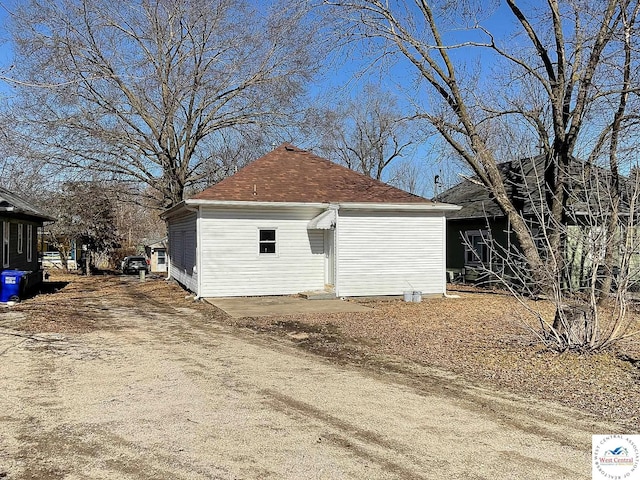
[
  {"left": 597, "top": 4, "right": 635, "bottom": 302},
  {"left": 599, "top": 206, "right": 619, "bottom": 299},
  {"left": 552, "top": 304, "right": 595, "bottom": 349},
  {"left": 59, "top": 250, "right": 69, "bottom": 273}
]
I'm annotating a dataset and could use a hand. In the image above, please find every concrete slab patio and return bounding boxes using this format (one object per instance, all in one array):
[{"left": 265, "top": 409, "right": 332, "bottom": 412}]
[{"left": 205, "top": 295, "right": 373, "bottom": 318}]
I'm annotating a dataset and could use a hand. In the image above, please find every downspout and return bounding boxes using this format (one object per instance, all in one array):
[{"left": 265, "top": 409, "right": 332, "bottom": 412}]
[
  {"left": 441, "top": 213, "right": 447, "bottom": 295},
  {"left": 333, "top": 204, "right": 340, "bottom": 298}
]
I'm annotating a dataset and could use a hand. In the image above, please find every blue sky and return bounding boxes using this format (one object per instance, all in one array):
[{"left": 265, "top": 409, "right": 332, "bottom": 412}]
[
  {"left": 0, "top": 5, "right": 11, "bottom": 95},
  {"left": 306, "top": 2, "right": 520, "bottom": 194},
  {"left": 0, "top": 1, "right": 521, "bottom": 197}
]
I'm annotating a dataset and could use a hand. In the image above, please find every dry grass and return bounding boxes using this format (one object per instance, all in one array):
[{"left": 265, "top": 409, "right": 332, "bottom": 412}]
[
  {"left": 2, "top": 271, "right": 206, "bottom": 334},
  {"left": 235, "top": 288, "right": 640, "bottom": 430}
]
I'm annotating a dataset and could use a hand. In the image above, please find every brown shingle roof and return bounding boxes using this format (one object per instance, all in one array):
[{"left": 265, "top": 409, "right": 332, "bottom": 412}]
[{"left": 192, "top": 143, "right": 431, "bottom": 203}]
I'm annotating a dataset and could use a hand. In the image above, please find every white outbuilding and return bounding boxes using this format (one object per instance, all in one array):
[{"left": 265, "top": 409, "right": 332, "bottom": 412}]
[{"left": 162, "top": 144, "right": 459, "bottom": 298}]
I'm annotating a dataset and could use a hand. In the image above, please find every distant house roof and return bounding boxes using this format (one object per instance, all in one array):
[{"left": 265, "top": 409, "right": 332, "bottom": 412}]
[
  {"left": 191, "top": 143, "right": 439, "bottom": 204},
  {"left": 438, "top": 156, "right": 621, "bottom": 220},
  {"left": 0, "top": 187, "right": 54, "bottom": 222},
  {"left": 437, "top": 177, "right": 504, "bottom": 220},
  {"left": 145, "top": 238, "right": 167, "bottom": 249}
]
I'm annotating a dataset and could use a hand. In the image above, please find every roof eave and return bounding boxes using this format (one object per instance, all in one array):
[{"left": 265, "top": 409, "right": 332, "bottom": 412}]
[
  {"left": 185, "top": 199, "right": 462, "bottom": 211},
  {"left": 0, "top": 207, "right": 56, "bottom": 223},
  {"left": 338, "top": 202, "right": 461, "bottom": 211},
  {"left": 185, "top": 199, "right": 331, "bottom": 209},
  {"left": 160, "top": 201, "right": 192, "bottom": 220}
]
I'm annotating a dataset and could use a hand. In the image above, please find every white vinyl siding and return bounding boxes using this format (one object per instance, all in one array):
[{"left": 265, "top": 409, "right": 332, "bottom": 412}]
[
  {"left": 167, "top": 212, "right": 198, "bottom": 293},
  {"left": 336, "top": 209, "right": 446, "bottom": 297},
  {"left": 199, "top": 207, "right": 325, "bottom": 297}
]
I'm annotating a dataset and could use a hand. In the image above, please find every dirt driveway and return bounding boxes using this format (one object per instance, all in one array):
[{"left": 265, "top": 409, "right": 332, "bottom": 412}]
[{"left": 0, "top": 276, "right": 619, "bottom": 479}]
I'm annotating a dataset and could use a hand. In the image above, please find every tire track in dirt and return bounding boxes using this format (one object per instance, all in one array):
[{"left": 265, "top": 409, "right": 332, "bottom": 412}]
[
  {"left": 83, "top": 278, "right": 611, "bottom": 477},
  {"left": 262, "top": 389, "right": 435, "bottom": 480},
  {"left": 0, "top": 276, "right": 604, "bottom": 479},
  {"left": 118, "top": 277, "right": 609, "bottom": 459}
]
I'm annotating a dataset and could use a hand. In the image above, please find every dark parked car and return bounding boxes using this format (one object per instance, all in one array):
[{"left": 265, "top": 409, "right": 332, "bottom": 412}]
[{"left": 121, "top": 256, "right": 149, "bottom": 274}]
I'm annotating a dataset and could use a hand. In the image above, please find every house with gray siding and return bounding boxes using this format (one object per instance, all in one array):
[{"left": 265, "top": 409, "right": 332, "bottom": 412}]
[
  {"left": 0, "top": 187, "right": 54, "bottom": 293},
  {"left": 162, "top": 144, "right": 459, "bottom": 298},
  {"left": 437, "top": 156, "right": 632, "bottom": 288}
]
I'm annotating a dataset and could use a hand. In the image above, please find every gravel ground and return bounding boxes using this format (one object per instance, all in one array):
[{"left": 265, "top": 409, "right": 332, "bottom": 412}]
[
  {"left": 1, "top": 273, "right": 617, "bottom": 479},
  {"left": 9, "top": 273, "right": 640, "bottom": 431}
]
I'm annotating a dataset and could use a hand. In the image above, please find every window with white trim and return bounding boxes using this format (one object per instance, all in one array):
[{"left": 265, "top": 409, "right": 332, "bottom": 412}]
[
  {"left": 26, "top": 225, "right": 33, "bottom": 262},
  {"left": 3, "top": 221, "right": 9, "bottom": 268},
  {"left": 464, "top": 230, "right": 489, "bottom": 265},
  {"left": 259, "top": 229, "right": 277, "bottom": 254},
  {"left": 17, "top": 224, "right": 23, "bottom": 254}
]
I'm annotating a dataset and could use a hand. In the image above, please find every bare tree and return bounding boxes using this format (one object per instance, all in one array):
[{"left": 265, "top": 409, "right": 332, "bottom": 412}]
[
  {"left": 464, "top": 160, "right": 640, "bottom": 351},
  {"left": 310, "top": 85, "right": 416, "bottom": 181},
  {"left": 111, "top": 185, "right": 166, "bottom": 251},
  {"left": 44, "top": 181, "right": 122, "bottom": 274},
  {"left": 3, "top": 0, "right": 320, "bottom": 208},
  {"left": 586, "top": 3, "right": 640, "bottom": 299},
  {"left": 321, "top": 0, "right": 640, "bottom": 350},
  {"left": 0, "top": 103, "right": 54, "bottom": 197},
  {"left": 188, "top": 129, "right": 274, "bottom": 196}
]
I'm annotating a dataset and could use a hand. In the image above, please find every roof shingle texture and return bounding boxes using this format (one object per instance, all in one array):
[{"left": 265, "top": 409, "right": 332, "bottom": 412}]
[
  {"left": 437, "top": 155, "right": 623, "bottom": 219},
  {"left": 192, "top": 144, "right": 431, "bottom": 203}
]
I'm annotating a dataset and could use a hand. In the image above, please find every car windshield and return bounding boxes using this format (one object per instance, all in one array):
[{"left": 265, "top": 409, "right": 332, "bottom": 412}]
[{"left": 127, "top": 257, "right": 146, "bottom": 263}]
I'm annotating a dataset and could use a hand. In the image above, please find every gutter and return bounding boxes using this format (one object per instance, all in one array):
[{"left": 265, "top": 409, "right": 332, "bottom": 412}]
[
  {"left": 184, "top": 199, "right": 461, "bottom": 212},
  {"left": 0, "top": 206, "right": 57, "bottom": 223},
  {"left": 337, "top": 202, "right": 461, "bottom": 211},
  {"left": 160, "top": 201, "right": 189, "bottom": 220},
  {"left": 185, "top": 199, "right": 331, "bottom": 209}
]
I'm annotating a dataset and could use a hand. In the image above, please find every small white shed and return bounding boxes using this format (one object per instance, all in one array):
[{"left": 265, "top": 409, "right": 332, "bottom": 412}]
[
  {"left": 162, "top": 144, "right": 459, "bottom": 298},
  {"left": 144, "top": 238, "right": 167, "bottom": 274}
]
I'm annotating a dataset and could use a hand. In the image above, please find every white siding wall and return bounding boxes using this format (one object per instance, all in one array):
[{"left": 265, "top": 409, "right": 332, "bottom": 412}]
[
  {"left": 199, "top": 207, "right": 326, "bottom": 297},
  {"left": 167, "top": 212, "right": 198, "bottom": 293},
  {"left": 337, "top": 209, "right": 446, "bottom": 296}
]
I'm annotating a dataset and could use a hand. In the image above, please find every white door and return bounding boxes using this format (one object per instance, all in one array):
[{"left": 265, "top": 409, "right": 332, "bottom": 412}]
[
  {"left": 156, "top": 250, "right": 167, "bottom": 273},
  {"left": 324, "top": 229, "right": 335, "bottom": 286}
]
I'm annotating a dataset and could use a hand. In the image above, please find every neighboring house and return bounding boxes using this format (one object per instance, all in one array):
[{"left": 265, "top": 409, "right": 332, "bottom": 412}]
[
  {"left": 0, "top": 187, "right": 55, "bottom": 293},
  {"left": 438, "top": 168, "right": 514, "bottom": 283},
  {"left": 438, "top": 156, "right": 632, "bottom": 287},
  {"left": 162, "top": 143, "right": 460, "bottom": 298},
  {"left": 145, "top": 238, "right": 167, "bottom": 274},
  {"left": 39, "top": 236, "right": 80, "bottom": 270}
]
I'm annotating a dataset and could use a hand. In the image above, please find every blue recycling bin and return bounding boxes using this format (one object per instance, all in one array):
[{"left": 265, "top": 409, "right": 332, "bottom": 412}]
[{"left": 1, "top": 270, "right": 25, "bottom": 303}]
